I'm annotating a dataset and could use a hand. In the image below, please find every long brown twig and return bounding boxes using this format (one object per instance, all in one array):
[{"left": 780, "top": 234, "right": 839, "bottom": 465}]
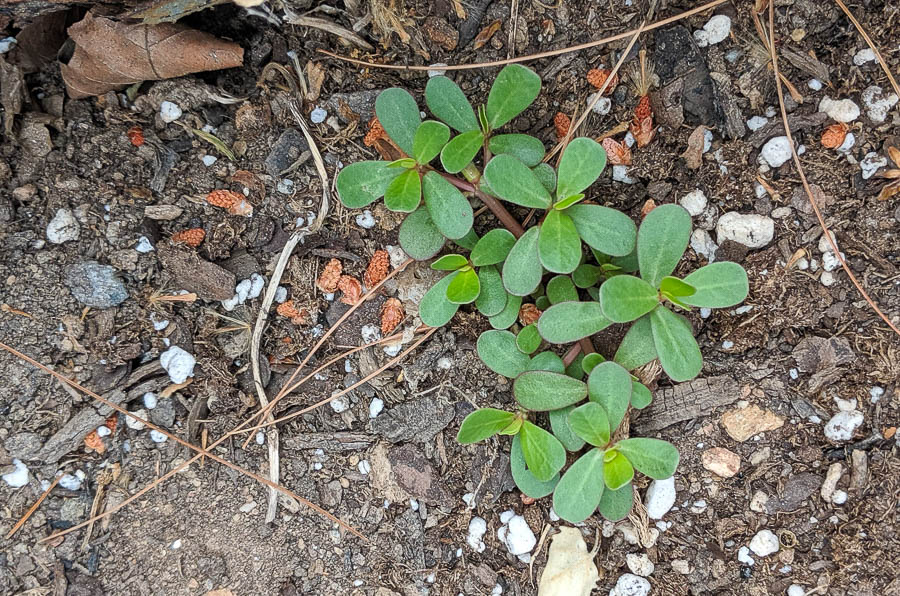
[{"left": 766, "top": 2, "right": 900, "bottom": 337}]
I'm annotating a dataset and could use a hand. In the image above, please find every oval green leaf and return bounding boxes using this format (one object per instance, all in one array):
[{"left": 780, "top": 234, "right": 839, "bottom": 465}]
[
  {"left": 566, "top": 353, "right": 586, "bottom": 380},
  {"left": 552, "top": 449, "right": 605, "bottom": 523},
  {"left": 446, "top": 267, "right": 480, "bottom": 304},
  {"left": 660, "top": 276, "right": 696, "bottom": 298},
  {"left": 602, "top": 450, "right": 634, "bottom": 490},
  {"left": 630, "top": 380, "right": 653, "bottom": 409},
  {"left": 412, "top": 120, "right": 450, "bottom": 165},
  {"left": 532, "top": 163, "right": 557, "bottom": 193},
  {"left": 477, "top": 329, "right": 531, "bottom": 378},
  {"left": 375, "top": 88, "right": 421, "bottom": 156},
  {"left": 587, "top": 361, "right": 632, "bottom": 432},
  {"left": 513, "top": 370, "right": 588, "bottom": 411},
  {"left": 483, "top": 154, "right": 553, "bottom": 209},
  {"left": 536, "top": 301, "right": 612, "bottom": 343},
  {"left": 431, "top": 253, "right": 468, "bottom": 271},
  {"left": 383, "top": 168, "right": 422, "bottom": 212},
  {"left": 599, "top": 275, "right": 660, "bottom": 323},
  {"left": 511, "top": 434, "right": 559, "bottom": 498},
  {"left": 568, "top": 402, "right": 611, "bottom": 447},
  {"left": 549, "top": 405, "right": 586, "bottom": 451},
  {"left": 615, "top": 438, "right": 680, "bottom": 479},
  {"left": 581, "top": 352, "right": 606, "bottom": 374},
  {"left": 399, "top": 206, "right": 445, "bottom": 260},
  {"left": 567, "top": 204, "right": 637, "bottom": 257},
  {"left": 488, "top": 134, "right": 546, "bottom": 167},
  {"left": 518, "top": 420, "right": 566, "bottom": 482},
  {"left": 546, "top": 275, "right": 578, "bottom": 305},
  {"left": 572, "top": 263, "right": 603, "bottom": 288},
  {"left": 516, "top": 324, "right": 541, "bottom": 354},
  {"left": 650, "top": 306, "right": 702, "bottom": 382},
  {"left": 502, "top": 226, "right": 544, "bottom": 296},
  {"left": 425, "top": 76, "right": 479, "bottom": 133},
  {"left": 613, "top": 314, "right": 657, "bottom": 371},
  {"left": 556, "top": 137, "right": 607, "bottom": 200},
  {"left": 553, "top": 194, "right": 585, "bottom": 211},
  {"left": 455, "top": 228, "right": 479, "bottom": 251},
  {"left": 538, "top": 210, "right": 581, "bottom": 274},
  {"left": 471, "top": 228, "right": 516, "bottom": 267},
  {"left": 489, "top": 293, "right": 522, "bottom": 329},
  {"left": 457, "top": 408, "right": 517, "bottom": 443},
  {"left": 638, "top": 204, "right": 691, "bottom": 288},
  {"left": 475, "top": 265, "right": 508, "bottom": 317},
  {"left": 440, "top": 129, "right": 484, "bottom": 174},
  {"left": 419, "top": 271, "right": 460, "bottom": 327},
  {"left": 527, "top": 351, "right": 566, "bottom": 373},
  {"left": 597, "top": 482, "right": 633, "bottom": 521},
  {"left": 486, "top": 64, "right": 542, "bottom": 130},
  {"left": 422, "top": 171, "right": 474, "bottom": 240},
  {"left": 681, "top": 261, "right": 749, "bottom": 308},
  {"left": 336, "top": 161, "right": 402, "bottom": 208}
]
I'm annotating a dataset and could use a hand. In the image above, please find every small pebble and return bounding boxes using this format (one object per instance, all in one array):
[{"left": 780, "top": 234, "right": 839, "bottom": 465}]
[
  {"left": 612, "top": 165, "right": 637, "bottom": 184},
  {"left": 135, "top": 236, "right": 155, "bottom": 253},
  {"left": 201, "top": 155, "right": 218, "bottom": 167},
  {"left": 808, "top": 79, "right": 823, "bottom": 91},
  {"left": 47, "top": 208, "right": 81, "bottom": 244},
  {"left": 170, "top": 539, "right": 182, "bottom": 549},
  {"left": 749, "top": 529, "right": 779, "bottom": 557},
  {"left": 789, "top": 368, "right": 799, "bottom": 380},
  {"left": 760, "top": 136, "right": 793, "bottom": 168},
  {"left": 818, "top": 96, "right": 860, "bottom": 123},
  {"left": 588, "top": 93, "right": 612, "bottom": 115},
  {"left": 149, "top": 429, "right": 168, "bottom": 443},
  {"left": 737, "top": 546, "right": 755, "bottom": 566},
  {"left": 358, "top": 460, "right": 371, "bottom": 475},
  {"left": 160, "top": 346, "right": 196, "bottom": 384},
  {"left": 820, "top": 271, "right": 836, "bottom": 287},
  {"left": 746, "top": 115, "right": 768, "bottom": 131},
  {"left": 722, "top": 340, "right": 734, "bottom": 349},
  {"left": 356, "top": 210, "right": 376, "bottom": 229},
  {"left": 2, "top": 459, "right": 29, "bottom": 488},
  {"left": 836, "top": 132, "right": 855, "bottom": 153},
  {"left": 330, "top": 394, "right": 350, "bottom": 413},
  {"left": 159, "top": 101, "right": 182, "bottom": 123},
  {"left": 0, "top": 37, "right": 16, "bottom": 53},
  {"left": 383, "top": 341, "right": 402, "bottom": 357},
  {"left": 467, "top": 517, "right": 487, "bottom": 552},
  {"left": 861, "top": 85, "right": 899, "bottom": 124},
  {"left": 852, "top": 48, "right": 876, "bottom": 66},
  {"left": 96, "top": 425, "right": 111, "bottom": 437},
  {"left": 870, "top": 386, "right": 884, "bottom": 403},
  {"left": 680, "top": 189, "right": 707, "bottom": 216},
  {"left": 831, "top": 490, "right": 848, "bottom": 505},
  {"left": 700, "top": 308, "right": 712, "bottom": 319},
  {"left": 310, "top": 107, "right": 328, "bottom": 124},
  {"left": 58, "top": 473, "right": 82, "bottom": 491},
  {"left": 361, "top": 324, "right": 381, "bottom": 344},
  {"left": 497, "top": 514, "right": 536, "bottom": 560},
  {"left": 126, "top": 410, "right": 147, "bottom": 430},
  {"left": 143, "top": 392, "right": 158, "bottom": 409},
  {"left": 716, "top": 212, "right": 775, "bottom": 248},
  {"left": 623, "top": 132, "right": 635, "bottom": 147},
  {"left": 626, "top": 553, "right": 655, "bottom": 577},
  {"left": 277, "top": 179, "right": 294, "bottom": 194},
  {"left": 824, "top": 409, "right": 863, "bottom": 441},
  {"left": 427, "top": 63, "right": 448, "bottom": 77},
  {"left": 610, "top": 573, "right": 651, "bottom": 596},
  {"left": 274, "top": 286, "right": 288, "bottom": 303},
  {"left": 645, "top": 476, "right": 676, "bottom": 519},
  {"left": 693, "top": 14, "right": 731, "bottom": 47},
  {"left": 256, "top": 431, "right": 265, "bottom": 445},
  {"left": 787, "top": 585, "right": 806, "bottom": 596}
]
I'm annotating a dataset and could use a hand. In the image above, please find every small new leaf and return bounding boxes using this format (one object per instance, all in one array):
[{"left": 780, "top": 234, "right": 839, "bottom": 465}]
[
  {"left": 538, "top": 210, "right": 582, "bottom": 274},
  {"left": 412, "top": 120, "right": 451, "bottom": 164},
  {"left": 516, "top": 324, "right": 541, "bottom": 354},
  {"left": 659, "top": 276, "right": 696, "bottom": 298},
  {"left": 556, "top": 137, "right": 607, "bottom": 200},
  {"left": 440, "top": 130, "right": 484, "bottom": 173},
  {"left": 502, "top": 226, "right": 544, "bottom": 296},
  {"left": 457, "top": 408, "right": 517, "bottom": 443},
  {"left": 446, "top": 267, "right": 480, "bottom": 304},
  {"left": 383, "top": 168, "right": 422, "bottom": 212},
  {"left": 615, "top": 438, "right": 679, "bottom": 479},
  {"left": 511, "top": 434, "right": 559, "bottom": 498},
  {"left": 602, "top": 450, "right": 634, "bottom": 490},
  {"left": 477, "top": 329, "right": 531, "bottom": 378},
  {"left": 519, "top": 420, "right": 566, "bottom": 482},
  {"left": 568, "top": 402, "right": 611, "bottom": 446},
  {"left": 488, "top": 134, "right": 546, "bottom": 167},
  {"left": 680, "top": 261, "right": 749, "bottom": 308},
  {"left": 431, "top": 254, "right": 468, "bottom": 271}
]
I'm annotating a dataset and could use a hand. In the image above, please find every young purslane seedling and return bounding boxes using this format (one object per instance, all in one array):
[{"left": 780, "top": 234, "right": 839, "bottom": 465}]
[{"left": 334, "top": 64, "right": 750, "bottom": 525}]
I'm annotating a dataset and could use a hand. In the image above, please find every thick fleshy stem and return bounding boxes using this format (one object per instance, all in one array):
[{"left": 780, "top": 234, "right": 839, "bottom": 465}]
[{"left": 440, "top": 171, "right": 525, "bottom": 238}]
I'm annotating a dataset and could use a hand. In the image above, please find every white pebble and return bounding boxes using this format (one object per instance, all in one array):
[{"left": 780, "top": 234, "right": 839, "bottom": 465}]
[
  {"left": 623, "top": 132, "right": 636, "bottom": 147},
  {"left": 356, "top": 210, "right": 376, "bottom": 229},
  {"left": 746, "top": 116, "right": 768, "bottom": 131},
  {"left": 277, "top": 179, "right": 294, "bottom": 194},
  {"left": 160, "top": 346, "right": 196, "bottom": 384},
  {"left": 588, "top": 93, "right": 612, "bottom": 115},
  {"left": 256, "top": 431, "right": 265, "bottom": 445},
  {"left": 2, "top": 459, "right": 30, "bottom": 488},
  {"left": 818, "top": 231, "right": 838, "bottom": 253},
  {"left": 612, "top": 165, "right": 637, "bottom": 184},
  {"left": 722, "top": 340, "right": 734, "bottom": 349},
  {"left": 0, "top": 37, "right": 16, "bottom": 53},
  {"left": 870, "top": 386, "right": 884, "bottom": 403},
  {"left": 361, "top": 324, "right": 381, "bottom": 344},
  {"left": 626, "top": 553, "right": 655, "bottom": 577},
  {"left": 143, "top": 392, "right": 158, "bottom": 409},
  {"left": 861, "top": 85, "right": 899, "bottom": 124},
  {"left": 467, "top": 517, "right": 487, "bottom": 552},
  {"left": 135, "top": 236, "right": 154, "bottom": 253},
  {"left": 680, "top": 189, "right": 708, "bottom": 216},
  {"left": 789, "top": 368, "right": 799, "bottom": 380},
  {"left": 383, "top": 341, "right": 402, "bottom": 357},
  {"left": 274, "top": 286, "right": 288, "bottom": 303},
  {"left": 126, "top": 409, "right": 147, "bottom": 430},
  {"left": 808, "top": 79, "right": 823, "bottom": 91},
  {"left": 149, "top": 429, "right": 168, "bottom": 443},
  {"left": 358, "top": 460, "right": 371, "bottom": 475},
  {"left": 497, "top": 514, "right": 536, "bottom": 558},
  {"left": 749, "top": 529, "right": 780, "bottom": 557},
  {"left": 860, "top": 152, "right": 888, "bottom": 179},
  {"left": 96, "top": 425, "right": 111, "bottom": 437},
  {"left": 716, "top": 212, "right": 775, "bottom": 248},
  {"left": 201, "top": 155, "right": 218, "bottom": 167},
  {"left": 824, "top": 410, "right": 863, "bottom": 441},
  {"left": 700, "top": 308, "right": 712, "bottom": 318},
  {"left": 170, "top": 539, "right": 182, "bottom": 549},
  {"left": 436, "top": 356, "right": 453, "bottom": 369},
  {"left": 818, "top": 96, "right": 860, "bottom": 123},
  {"left": 427, "top": 63, "right": 448, "bottom": 77},
  {"left": 852, "top": 48, "right": 876, "bottom": 66},
  {"left": 737, "top": 546, "right": 755, "bottom": 566},
  {"left": 787, "top": 585, "right": 806, "bottom": 596},
  {"left": 330, "top": 394, "right": 350, "bottom": 413},
  {"left": 693, "top": 14, "right": 731, "bottom": 47},
  {"left": 645, "top": 476, "right": 676, "bottom": 519},
  {"left": 310, "top": 107, "right": 328, "bottom": 124},
  {"left": 703, "top": 129, "right": 713, "bottom": 153},
  {"left": 831, "top": 490, "right": 848, "bottom": 505},
  {"left": 836, "top": 132, "right": 855, "bottom": 153},
  {"left": 386, "top": 245, "right": 408, "bottom": 270},
  {"left": 610, "top": 573, "right": 651, "bottom": 596},
  {"left": 760, "top": 136, "right": 793, "bottom": 168},
  {"left": 248, "top": 273, "right": 265, "bottom": 300},
  {"left": 58, "top": 473, "right": 82, "bottom": 491},
  {"left": 159, "top": 101, "right": 182, "bottom": 123},
  {"left": 409, "top": 498, "right": 419, "bottom": 511},
  {"left": 47, "top": 208, "right": 81, "bottom": 244},
  {"left": 821, "top": 251, "right": 844, "bottom": 272}
]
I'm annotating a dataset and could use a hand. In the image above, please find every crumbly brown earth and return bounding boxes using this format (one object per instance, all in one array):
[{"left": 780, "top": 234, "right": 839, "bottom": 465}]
[{"left": 1, "top": 1, "right": 899, "bottom": 595}]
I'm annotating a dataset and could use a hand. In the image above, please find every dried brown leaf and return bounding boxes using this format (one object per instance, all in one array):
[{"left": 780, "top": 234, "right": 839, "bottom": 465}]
[
  {"left": 10, "top": 10, "right": 70, "bottom": 72},
  {"left": 305, "top": 61, "right": 326, "bottom": 103},
  {"left": 630, "top": 115, "right": 655, "bottom": 148},
  {"left": 519, "top": 303, "right": 541, "bottom": 326},
  {"left": 681, "top": 125, "right": 707, "bottom": 169},
  {"left": 889, "top": 146, "right": 900, "bottom": 168},
  {"left": 380, "top": 298, "right": 404, "bottom": 335},
  {"left": 601, "top": 137, "right": 632, "bottom": 166},
  {"left": 337, "top": 276, "right": 362, "bottom": 305},
  {"left": 61, "top": 11, "right": 244, "bottom": 99},
  {"left": 878, "top": 181, "right": 900, "bottom": 201},
  {"left": 640, "top": 199, "right": 657, "bottom": 219},
  {"left": 364, "top": 250, "right": 390, "bottom": 288},
  {"left": 473, "top": 20, "right": 502, "bottom": 50},
  {"left": 316, "top": 259, "right": 342, "bottom": 293},
  {"left": 820, "top": 123, "right": 848, "bottom": 149}
]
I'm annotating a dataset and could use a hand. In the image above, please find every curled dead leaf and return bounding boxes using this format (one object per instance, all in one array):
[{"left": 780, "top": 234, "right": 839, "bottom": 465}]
[
  {"left": 364, "top": 250, "right": 390, "bottom": 288},
  {"left": 630, "top": 115, "right": 655, "bottom": 148},
  {"left": 337, "top": 275, "right": 362, "bottom": 305},
  {"left": 586, "top": 68, "right": 618, "bottom": 95},
  {"left": 519, "top": 303, "right": 542, "bottom": 326},
  {"left": 61, "top": 11, "right": 244, "bottom": 99},
  {"left": 820, "top": 123, "right": 849, "bottom": 149},
  {"left": 473, "top": 20, "right": 502, "bottom": 50},
  {"left": 640, "top": 199, "right": 657, "bottom": 218},
  {"left": 554, "top": 112, "right": 571, "bottom": 140},
  {"left": 380, "top": 298, "right": 404, "bottom": 335},
  {"left": 681, "top": 125, "right": 707, "bottom": 170},
  {"left": 305, "top": 61, "right": 326, "bottom": 103},
  {"left": 601, "top": 137, "right": 632, "bottom": 166},
  {"left": 83, "top": 429, "right": 105, "bottom": 454},
  {"left": 316, "top": 258, "right": 343, "bottom": 293},
  {"left": 229, "top": 170, "right": 265, "bottom": 199},
  {"left": 537, "top": 527, "right": 600, "bottom": 596}
]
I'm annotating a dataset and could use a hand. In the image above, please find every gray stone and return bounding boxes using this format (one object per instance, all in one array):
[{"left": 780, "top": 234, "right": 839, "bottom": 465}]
[
  {"left": 370, "top": 396, "right": 454, "bottom": 443},
  {"left": 766, "top": 472, "right": 821, "bottom": 513},
  {"left": 4, "top": 432, "right": 43, "bottom": 460},
  {"left": 324, "top": 90, "right": 381, "bottom": 124},
  {"left": 264, "top": 129, "right": 309, "bottom": 177},
  {"left": 387, "top": 444, "right": 451, "bottom": 504},
  {"left": 60, "top": 497, "right": 88, "bottom": 522},
  {"left": 319, "top": 479, "right": 343, "bottom": 508},
  {"left": 64, "top": 262, "right": 128, "bottom": 308},
  {"left": 157, "top": 244, "right": 236, "bottom": 301},
  {"left": 149, "top": 398, "right": 176, "bottom": 428}
]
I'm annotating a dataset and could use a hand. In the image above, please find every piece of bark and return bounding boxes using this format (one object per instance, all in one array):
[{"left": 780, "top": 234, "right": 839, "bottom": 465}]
[
  {"left": 632, "top": 375, "right": 740, "bottom": 433},
  {"left": 283, "top": 432, "right": 374, "bottom": 452},
  {"left": 781, "top": 46, "right": 831, "bottom": 85},
  {"left": 157, "top": 242, "right": 236, "bottom": 300},
  {"left": 9, "top": 10, "right": 71, "bottom": 72}
]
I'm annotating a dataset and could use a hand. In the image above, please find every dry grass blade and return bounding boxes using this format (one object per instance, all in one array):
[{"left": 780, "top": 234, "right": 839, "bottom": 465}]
[
  {"left": 6, "top": 474, "right": 60, "bottom": 539},
  {"left": 833, "top": 0, "right": 900, "bottom": 99},
  {"left": 149, "top": 291, "right": 197, "bottom": 304},
  {"left": 318, "top": 0, "right": 727, "bottom": 71},
  {"left": 766, "top": 3, "right": 900, "bottom": 338}
]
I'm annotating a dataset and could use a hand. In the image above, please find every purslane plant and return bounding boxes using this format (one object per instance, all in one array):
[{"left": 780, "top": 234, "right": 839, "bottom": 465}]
[{"left": 335, "top": 65, "right": 750, "bottom": 524}]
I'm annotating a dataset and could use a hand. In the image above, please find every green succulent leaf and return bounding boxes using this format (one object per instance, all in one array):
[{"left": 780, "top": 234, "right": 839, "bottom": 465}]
[
  {"left": 335, "top": 161, "right": 402, "bottom": 208},
  {"left": 519, "top": 420, "right": 566, "bottom": 482},
  {"left": 419, "top": 271, "right": 459, "bottom": 326},
  {"left": 457, "top": 408, "right": 517, "bottom": 443},
  {"left": 375, "top": 88, "right": 421, "bottom": 156},
  {"left": 471, "top": 228, "right": 517, "bottom": 267},
  {"left": 615, "top": 438, "right": 680, "bottom": 479},
  {"left": 383, "top": 168, "right": 422, "bottom": 212},
  {"left": 502, "top": 226, "right": 544, "bottom": 296},
  {"left": 556, "top": 137, "right": 607, "bottom": 200},
  {"left": 489, "top": 293, "right": 522, "bottom": 329},
  {"left": 610, "top": 248, "right": 640, "bottom": 273},
  {"left": 552, "top": 449, "right": 605, "bottom": 523},
  {"left": 638, "top": 204, "right": 691, "bottom": 288},
  {"left": 446, "top": 267, "right": 480, "bottom": 304},
  {"left": 568, "top": 402, "right": 611, "bottom": 447},
  {"left": 537, "top": 301, "right": 612, "bottom": 343},
  {"left": 531, "top": 163, "right": 557, "bottom": 193},
  {"left": 431, "top": 253, "right": 468, "bottom": 271},
  {"left": 440, "top": 129, "right": 484, "bottom": 173},
  {"left": 650, "top": 306, "right": 702, "bottom": 382},
  {"left": 483, "top": 154, "right": 553, "bottom": 209},
  {"left": 613, "top": 314, "right": 657, "bottom": 370},
  {"left": 599, "top": 275, "right": 660, "bottom": 323},
  {"left": 511, "top": 434, "right": 559, "bottom": 498},
  {"left": 477, "top": 329, "right": 531, "bottom": 378},
  {"left": 412, "top": 120, "right": 451, "bottom": 164},
  {"left": 516, "top": 324, "right": 541, "bottom": 354},
  {"left": 535, "top": 296, "right": 550, "bottom": 310},
  {"left": 681, "top": 261, "right": 750, "bottom": 308},
  {"left": 538, "top": 210, "right": 581, "bottom": 274},
  {"left": 581, "top": 352, "right": 606, "bottom": 374},
  {"left": 424, "top": 76, "right": 479, "bottom": 133},
  {"left": 546, "top": 276, "right": 578, "bottom": 304},
  {"left": 387, "top": 157, "right": 416, "bottom": 168},
  {"left": 602, "top": 450, "right": 634, "bottom": 490},
  {"left": 455, "top": 228, "right": 479, "bottom": 251},
  {"left": 587, "top": 361, "right": 633, "bottom": 432},
  {"left": 597, "top": 482, "right": 633, "bottom": 521},
  {"left": 567, "top": 205, "right": 637, "bottom": 257},
  {"left": 486, "top": 64, "right": 542, "bottom": 130},
  {"left": 475, "top": 265, "right": 508, "bottom": 317},
  {"left": 553, "top": 194, "right": 585, "bottom": 210},
  {"left": 630, "top": 380, "right": 653, "bottom": 409},
  {"left": 422, "top": 171, "right": 474, "bottom": 240},
  {"left": 513, "top": 370, "right": 588, "bottom": 411},
  {"left": 566, "top": 354, "right": 586, "bottom": 380},
  {"left": 527, "top": 351, "right": 566, "bottom": 373},
  {"left": 488, "top": 134, "right": 546, "bottom": 167},
  {"left": 660, "top": 276, "right": 696, "bottom": 298},
  {"left": 398, "top": 206, "right": 445, "bottom": 260},
  {"left": 549, "top": 405, "right": 586, "bottom": 451},
  {"left": 573, "top": 263, "right": 604, "bottom": 288}
]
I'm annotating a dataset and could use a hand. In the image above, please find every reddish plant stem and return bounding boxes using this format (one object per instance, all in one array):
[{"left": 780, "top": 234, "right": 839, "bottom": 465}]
[
  {"left": 440, "top": 171, "right": 525, "bottom": 238},
  {"left": 562, "top": 342, "right": 583, "bottom": 366},
  {"left": 579, "top": 337, "right": 594, "bottom": 357}
]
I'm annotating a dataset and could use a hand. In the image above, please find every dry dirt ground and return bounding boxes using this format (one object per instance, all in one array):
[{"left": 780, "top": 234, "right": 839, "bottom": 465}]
[{"left": 1, "top": 0, "right": 899, "bottom": 594}]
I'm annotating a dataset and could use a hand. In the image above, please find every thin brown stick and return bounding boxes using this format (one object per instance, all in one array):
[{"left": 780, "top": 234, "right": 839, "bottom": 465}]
[
  {"left": 766, "top": 3, "right": 900, "bottom": 337},
  {"left": 833, "top": 0, "right": 900, "bottom": 99},
  {"left": 562, "top": 342, "right": 583, "bottom": 366},
  {"left": 6, "top": 474, "right": 60, "bottom": 540},
  {"left": 317, "top": 0, "right": 728, "bottom": 71}
]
